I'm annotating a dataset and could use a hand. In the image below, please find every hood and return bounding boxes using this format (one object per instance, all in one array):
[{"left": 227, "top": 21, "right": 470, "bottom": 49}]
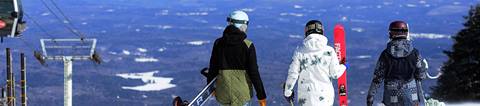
[
  {"left": 386, "top": 39, "right": 414, "bottom": 58},
  {"left": 299, "top": 34, "right": 328, "bottom": 52},
  {"left": 221, "top": 25, "right": 247, "bottom": 45}
]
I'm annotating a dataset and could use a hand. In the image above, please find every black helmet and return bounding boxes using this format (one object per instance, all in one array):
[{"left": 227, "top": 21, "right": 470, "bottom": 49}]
[
  {"left": 389, "top": 20, "right": 409, "bottom": 39},
  {"left": 305, "top": 20, "right": 324, "bottom": 37}
]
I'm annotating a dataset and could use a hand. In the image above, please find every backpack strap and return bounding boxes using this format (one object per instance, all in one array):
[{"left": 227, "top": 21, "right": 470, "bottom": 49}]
[
  {"left": 411, "top": 48, "right": 420, "bottom": 79},
  {"left": 382, "top": 50, "right": 393, "bottom": 79},
  {"left": 412, "top": 49, "right": 419, "bottom": 59}
]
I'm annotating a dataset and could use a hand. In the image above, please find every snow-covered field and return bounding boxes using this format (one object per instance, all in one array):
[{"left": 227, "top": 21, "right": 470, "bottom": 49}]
[
  {"left": 410, "top": 33, "right": 451, "bottom": 39},
  {"left": 354, "top": 55, "right": 372, "bottom": 59},
  {"left": 116, "top": 71, "right": 176, "bottom": 91},
  {"left": 288, "top": 34, "right": 303, "bottom": 39},
  {"left": 187, "top": 40, "right": 211, "bottom": 46},
  {"left": 373, "top": 102, "right": 480, "bottom": 106},
  {"left": 446, "top": 103, "right": 480, "bottom": 106},
  {"left": 134, "top": 57, "right": 159, "bottom": 62}
]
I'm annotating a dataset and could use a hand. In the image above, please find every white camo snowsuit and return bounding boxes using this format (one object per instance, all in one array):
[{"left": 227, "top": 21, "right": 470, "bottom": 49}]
[{"left": 284, "top": 34, "right": 346, "bottom": 106}]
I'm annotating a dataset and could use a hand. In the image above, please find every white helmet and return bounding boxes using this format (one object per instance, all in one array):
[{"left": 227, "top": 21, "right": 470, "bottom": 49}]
[{"left": 227, "top": 10, "right": 249, "bottom": 29}]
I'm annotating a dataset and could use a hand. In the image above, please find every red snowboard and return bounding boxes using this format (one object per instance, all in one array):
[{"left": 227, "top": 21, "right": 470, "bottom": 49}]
[{"left": 334, "top": 24, "right": 347, "bottom": 106}]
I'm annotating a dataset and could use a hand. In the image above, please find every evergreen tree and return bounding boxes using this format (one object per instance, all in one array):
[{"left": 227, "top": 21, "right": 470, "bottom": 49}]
[{"left": 432, "top": 4, "right": 480, "bottom": 102}]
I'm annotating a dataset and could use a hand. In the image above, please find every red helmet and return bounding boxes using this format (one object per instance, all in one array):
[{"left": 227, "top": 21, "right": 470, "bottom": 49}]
[{"left": 389, "top": 21, "right": 409, "bottom": 39}]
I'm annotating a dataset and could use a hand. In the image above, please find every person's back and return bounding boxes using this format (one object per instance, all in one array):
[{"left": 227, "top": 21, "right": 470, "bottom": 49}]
[
  {"left": 284, "top": 20, "right": 346, "bottom": 106},
  {"left": 379, "top": 39, "right": 421, "bottom": 106},
  {"left": 207, "top": 10, "right": 266, "bottom": 106},
  {"left": 367, "top": 21, "right": 427, "bottom": 106}
]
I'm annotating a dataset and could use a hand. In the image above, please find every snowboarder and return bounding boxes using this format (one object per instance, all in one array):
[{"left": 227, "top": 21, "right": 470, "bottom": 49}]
[
  {"left": 283, "top": 20, "right": 347, "bottom": 106},
  {"left": 205, "top": 10, "right": 267, "bottom": 106},
  {"left": 367, "top": 20, "right": 427, "bottom": 106}
]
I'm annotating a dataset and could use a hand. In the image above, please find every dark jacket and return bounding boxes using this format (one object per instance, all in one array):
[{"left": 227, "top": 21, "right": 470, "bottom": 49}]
[
  {"left": 367, "top": 39, "right": 427, "bottom": 106},
  {"left": 207, "top": 25, "right": 267, "bottom": 101}
]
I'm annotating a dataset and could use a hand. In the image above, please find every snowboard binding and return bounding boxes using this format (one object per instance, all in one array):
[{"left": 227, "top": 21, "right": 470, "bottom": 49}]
[
  {"left": 172, "top": 67, "right": 215, "bottom": 106},
  {"left": 173, "top": 96, "right": 189, "bottom": 106},
  {"left": 339, "top": 84, "right": 347, "bottom": 96}
]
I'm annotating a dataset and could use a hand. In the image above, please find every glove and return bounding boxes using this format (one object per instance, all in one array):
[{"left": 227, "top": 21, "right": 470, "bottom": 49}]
[
  {"left": 343, "top": 63, "right": 349, "bottom": 70},
  {"left": 200, "top": 68, "right": 209, "bottom": 78},
  {"left": 422, "top": 59, "right": 429, "bottom": 69},
  {"left": 284, "top": 91, "right": 294, "bottom": 103},
  {"left": 258, "top": 99, "right": 267, "bottom": 106},
  {"left": 201, "top": 68, "right": 216, "bottom": 84},
  {"left": 367, "top": 95, "right": 374, "bottom": 106}
]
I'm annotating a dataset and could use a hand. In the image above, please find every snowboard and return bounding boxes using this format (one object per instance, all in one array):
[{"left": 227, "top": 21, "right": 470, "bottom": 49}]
[
  {"left": 173, "top": 68, "right": 216, "bottom": 106},
  {"left": 334, "top": 24, "right": 348, "bottom": 106}
]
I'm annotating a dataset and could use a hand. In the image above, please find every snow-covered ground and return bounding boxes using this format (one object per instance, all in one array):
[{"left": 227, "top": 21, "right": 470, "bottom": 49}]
[
  {"left": 175, "top": 12, "right": 208, "bottom": 16},
  {"left": 354, "top": 55, "right": 372, "bottom": 59},
  {"left": 137, "top": 48, "right": 148, "bottom": 53},
  {"left": 427, "top": 5, "right": 469, "bottom": 16},
  {"left": 288, "top": 34, "right": 303, "bottom": 39},
  {"left": 116, "top": 71, "right": 176, "bottom": 91},
  {"left": 372, "top": 102, "right": 480, "bottom": 106},
  {"left": 279, "top": 12, "right": 304, "bottom": 17},
  {"left": 241, "top": 8, "right": 255, "bottom": 12},
  {"left": 351, "top": 27, "right": 365, "bottom": 32},
  {"left": 143, "top": 24, "right": 173, "bottom": 30},
  {"left": 410, "top": 33, "right": 450, "bottom": 39},
  {"left": 187, "top": 40, "right": 210, "bottom": 46},
  {"left": 446, "top": 102, "right": 480, "bottom": 106},
  {"left": 158, "top": 47, "right": 167, "bottom": 52},
  {"left": 122, "top": 49, "right": 131, "bottom": 55},
  {"left": 134, "top": 57, "right": 159, "bottom": 62}
]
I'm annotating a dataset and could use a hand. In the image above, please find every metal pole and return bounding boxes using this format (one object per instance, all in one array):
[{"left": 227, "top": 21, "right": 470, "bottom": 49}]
[
  {"left": 20, "top": 53, "right": 26, "bottom": 106},
  {"left": 6, "top": 48, "right": 14, "bottom": 106},
  {"left": 63, "top": 57, "right": 73, "bottom": 106},
  {"left": 38, "top": 38, "right": 99, "bottom": 105},
  {"left": 11, "top": 76, "right": 14, "bottom": 106},
  {"left": 10, "top": 0, "right": 20, "bottom": 37}
]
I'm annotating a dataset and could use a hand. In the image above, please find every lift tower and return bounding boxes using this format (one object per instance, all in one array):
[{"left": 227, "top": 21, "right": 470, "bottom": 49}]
[{"left": 36, "top": 38, "right": 100, "bottom": 106}]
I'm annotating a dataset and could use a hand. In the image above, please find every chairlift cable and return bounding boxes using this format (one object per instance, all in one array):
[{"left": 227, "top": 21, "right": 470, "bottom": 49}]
[
  {"left": 24, "top": 13, "right": 57, "bottom": 41},
  {"left": 39, "top": 0, "right": 84, "bottom": 39},
  {"left": 48, "top": 0, "right": 87, "bottom": 38}
]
